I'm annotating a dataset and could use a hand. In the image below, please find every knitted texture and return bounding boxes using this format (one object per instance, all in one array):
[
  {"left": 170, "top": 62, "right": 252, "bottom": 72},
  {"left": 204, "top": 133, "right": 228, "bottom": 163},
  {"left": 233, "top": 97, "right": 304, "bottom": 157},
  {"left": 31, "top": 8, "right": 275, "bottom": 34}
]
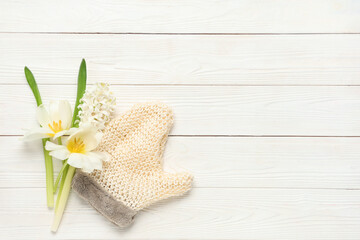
[{"left": 88, "top": 102, "right": 193, "bottom": 211}]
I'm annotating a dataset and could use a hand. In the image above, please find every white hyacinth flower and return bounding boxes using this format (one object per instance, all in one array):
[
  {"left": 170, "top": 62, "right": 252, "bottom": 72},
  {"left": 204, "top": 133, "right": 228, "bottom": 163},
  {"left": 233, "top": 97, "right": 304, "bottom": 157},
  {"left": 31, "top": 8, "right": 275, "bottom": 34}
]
[{"left": 77, "top": 82, "right": 116, "bottom": 131}]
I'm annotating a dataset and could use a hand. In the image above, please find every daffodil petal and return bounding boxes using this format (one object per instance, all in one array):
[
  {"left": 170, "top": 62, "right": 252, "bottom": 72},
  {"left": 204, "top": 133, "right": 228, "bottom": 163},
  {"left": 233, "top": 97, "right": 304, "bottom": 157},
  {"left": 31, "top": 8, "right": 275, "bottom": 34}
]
[
  {"left": 49, "top": 100, "right": 61, "bottom": 123},
  {"left": 53, "top": 130, "right": 69, "bottom": 139},
  {"left": 58, "top": 100, "right": 72, "bottom": 129},
  {"left": 82, "top": 166, "right": 95, "bottom": 173},
  {"left": 22, "top": 128, "right": 50, "bottom": 141},
  {"left": 83, "top": 135, "right": 98, "bottom": 151},
  {"left": 67, "top": 153, "right": 85, "bottom": 168},
  {"left": 81, "top": 154, "right": 103, "bottom": 173},
  {"left": 67, "top": 127, "right": 79, "bottom": 136},
  {"left": 81, "top": 156, "right": 97, "bottom": 173},
  {"left": 49, "top": 149, "right": 70, "bottom": 160},
  {"left": 90, "top": 160, "right": 102, "bottom": 171},
  {"left": 89, "top": 151, "right": 110, "bottom": 162},
  {"left": 45, "top": 141, "right": 65, "bottom": 151},
  {"left": 80, "top": 152, "right": 109, "bottom": 173},
  {"left": 36, "top": 104, "right": 50, "bottom": 128},
  {"left": 45, "top": 142, "right": 69, "bottom": 160}
]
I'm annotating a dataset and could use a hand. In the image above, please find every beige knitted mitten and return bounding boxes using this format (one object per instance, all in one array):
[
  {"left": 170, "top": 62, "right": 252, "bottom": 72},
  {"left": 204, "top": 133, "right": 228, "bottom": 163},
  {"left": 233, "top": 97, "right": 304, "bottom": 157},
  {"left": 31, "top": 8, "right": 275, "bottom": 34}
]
[{"left": 72, "top": 102, "right": 193, "bottom": 227}]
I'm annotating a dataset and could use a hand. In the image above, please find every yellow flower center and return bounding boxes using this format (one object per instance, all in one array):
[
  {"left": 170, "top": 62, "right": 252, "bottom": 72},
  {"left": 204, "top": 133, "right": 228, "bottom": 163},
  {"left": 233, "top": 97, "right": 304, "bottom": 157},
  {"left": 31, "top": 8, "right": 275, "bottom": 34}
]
[
  {"left": 67, "top": 137, "right": 86, "bottom": 154},
  {"left": 47, "top": 120, "right": 63, "bottom": 137}
]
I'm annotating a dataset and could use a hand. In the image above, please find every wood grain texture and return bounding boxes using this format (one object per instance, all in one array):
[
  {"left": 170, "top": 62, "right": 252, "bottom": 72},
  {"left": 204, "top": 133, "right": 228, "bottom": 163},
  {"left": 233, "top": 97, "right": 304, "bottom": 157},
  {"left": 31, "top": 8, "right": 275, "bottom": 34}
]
[
  {"left": 1, "top": 34, "right": 360, "bottom": 85},
  {"left": 2, "top": 1, "right": 360, "bottom": 238},
  {"left": 2, "top": 85, "right": 360, "bottom": 136},
  {"left": 1, "top": 0, "right": 360, "bottom": 33},
  {"left": 2, "top": 136, "right": 360, "bottom": 189},
  {"left": 1, "top": 188, "right": 360, "bottom": 240}
]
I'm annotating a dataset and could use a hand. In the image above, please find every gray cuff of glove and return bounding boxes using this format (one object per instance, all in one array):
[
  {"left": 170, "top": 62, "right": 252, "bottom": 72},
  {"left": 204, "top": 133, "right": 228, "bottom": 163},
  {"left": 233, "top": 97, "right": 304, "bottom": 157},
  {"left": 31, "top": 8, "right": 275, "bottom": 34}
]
[{"left": 72, "top": 170, "right": 137, "bottom": 227}]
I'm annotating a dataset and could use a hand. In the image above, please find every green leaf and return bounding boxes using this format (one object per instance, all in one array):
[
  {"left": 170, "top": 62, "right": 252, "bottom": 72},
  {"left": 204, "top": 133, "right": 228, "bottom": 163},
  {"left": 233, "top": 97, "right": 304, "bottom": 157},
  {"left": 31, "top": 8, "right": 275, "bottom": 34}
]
[
  {"left": 71, "top": 59, "right": 87, "bottom": 127},
  {"left": 24, "top": 67, "right": 42, "bottom": 106},
  {"left": 24, "top": 66, "right": 54, "bottom": 208}
]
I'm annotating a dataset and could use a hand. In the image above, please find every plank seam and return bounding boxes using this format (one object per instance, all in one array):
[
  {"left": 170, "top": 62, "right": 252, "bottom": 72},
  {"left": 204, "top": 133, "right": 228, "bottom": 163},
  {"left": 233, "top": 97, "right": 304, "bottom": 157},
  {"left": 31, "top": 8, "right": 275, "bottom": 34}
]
[
  {"left": 5, "top": 135, "right": 360, "bottom": 138},
  {"left": 1, "top": 186, "right": 360, "bottom": 191},
  {"left": 1, "top": 32, "right": 360, "bottom": 35},
  {"left": 3, "top": 84, "right": 360, "bottom": 87}
]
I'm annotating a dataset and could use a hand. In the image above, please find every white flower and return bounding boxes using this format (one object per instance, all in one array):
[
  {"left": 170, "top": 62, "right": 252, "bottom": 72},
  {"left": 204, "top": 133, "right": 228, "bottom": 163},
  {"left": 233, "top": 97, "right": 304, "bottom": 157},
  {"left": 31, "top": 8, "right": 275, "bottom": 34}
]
[
  {"left": 45, "top": 124, "right": 109, "bottom": 173},
  {"left": 23, "top": 100, "right": 75, "bottom": 141},
  {"left": 77, "top": 82, "right": 116, "bottom": 131}
]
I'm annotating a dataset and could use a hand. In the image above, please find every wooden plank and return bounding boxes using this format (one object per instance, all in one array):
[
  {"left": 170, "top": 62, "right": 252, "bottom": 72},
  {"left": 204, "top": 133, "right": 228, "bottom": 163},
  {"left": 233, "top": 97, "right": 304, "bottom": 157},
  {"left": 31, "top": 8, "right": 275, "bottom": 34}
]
[
  {"left": 3, "top": 136, "right": 360, "bottom": 189},
  {"left": 1, "top": 188, "right": 359, "bottom": 239},
  {"left": 1, "top": 0, "right": 360, "bottom": 33},
  {"left": 1, "top": 34, "right": 360, "bottom": 85},
  {"left": 2, "top": 85, "right": 360, "bottom": 136}
]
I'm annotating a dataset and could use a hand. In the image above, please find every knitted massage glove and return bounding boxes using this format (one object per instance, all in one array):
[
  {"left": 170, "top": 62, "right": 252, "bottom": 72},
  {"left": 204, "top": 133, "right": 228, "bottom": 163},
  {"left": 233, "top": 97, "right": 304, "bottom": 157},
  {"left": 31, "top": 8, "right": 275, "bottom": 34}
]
[{"left": 72, "top": 102, "right": 193, "bottom": 227}]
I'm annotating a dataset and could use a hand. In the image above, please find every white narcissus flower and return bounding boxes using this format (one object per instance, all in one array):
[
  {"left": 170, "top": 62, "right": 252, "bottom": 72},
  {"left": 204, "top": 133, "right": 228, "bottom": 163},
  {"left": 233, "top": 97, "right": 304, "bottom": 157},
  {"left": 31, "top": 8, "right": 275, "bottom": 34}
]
[
  {"left": 45, "top": 124, "right": 109, "bottom": 173},
  {"left": 23, "top": 100, "right": 75, "bottom": 141},
  {"left": 77, "top": 82, "right": 116, "bottom": 131}
]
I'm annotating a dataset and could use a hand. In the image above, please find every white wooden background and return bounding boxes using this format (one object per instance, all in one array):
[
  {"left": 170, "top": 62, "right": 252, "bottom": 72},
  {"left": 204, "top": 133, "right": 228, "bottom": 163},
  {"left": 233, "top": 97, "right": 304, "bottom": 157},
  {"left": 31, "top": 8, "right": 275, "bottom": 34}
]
[{"left": 1, "top": 1, "right": 360, "bottom": 239}]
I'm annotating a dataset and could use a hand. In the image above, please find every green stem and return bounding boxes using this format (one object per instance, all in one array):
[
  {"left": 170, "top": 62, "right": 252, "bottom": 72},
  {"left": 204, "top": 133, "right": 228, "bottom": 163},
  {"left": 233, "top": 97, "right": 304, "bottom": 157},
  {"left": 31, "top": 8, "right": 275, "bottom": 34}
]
[
  {"left": 56, "top": 135, "right": 69, "bottom": 209},
  {"left": 53, "top": 161, "right": 68, "bottom": 194},
  {"left": 51, "top": 166, "right": 76, "bottom": 232},
  {"left": 53, "top": 137, "right": 66, "bottom": 194},
  {"left": 25, "top": 66, "right": 54, "bottom": 208},
  {"left": 42, "top": 138, "right": 54, "bottom": 208},
  {"left": 55, "top": 164, "right": 69, "bottom": 211}
]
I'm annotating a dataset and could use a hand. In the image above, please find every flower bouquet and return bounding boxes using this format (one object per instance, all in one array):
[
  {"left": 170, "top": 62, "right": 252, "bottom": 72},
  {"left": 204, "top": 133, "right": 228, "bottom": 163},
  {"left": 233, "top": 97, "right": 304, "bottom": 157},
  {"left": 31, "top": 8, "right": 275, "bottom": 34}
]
[{"left": 22, "top": 59, "right": 193, "bottom": 232}]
